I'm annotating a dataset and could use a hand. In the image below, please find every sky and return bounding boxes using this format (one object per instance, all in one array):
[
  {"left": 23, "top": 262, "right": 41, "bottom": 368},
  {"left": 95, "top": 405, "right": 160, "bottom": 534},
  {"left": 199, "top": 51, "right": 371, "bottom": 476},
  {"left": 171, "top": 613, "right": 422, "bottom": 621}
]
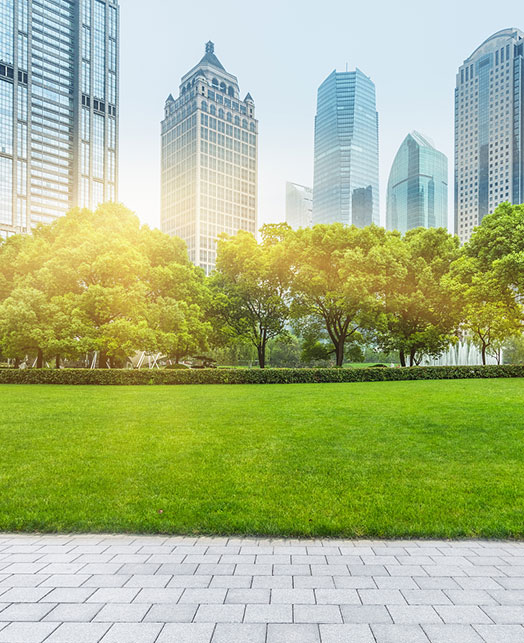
[{"left": 119, "top": 0, "right": 521, "bottom": 233}]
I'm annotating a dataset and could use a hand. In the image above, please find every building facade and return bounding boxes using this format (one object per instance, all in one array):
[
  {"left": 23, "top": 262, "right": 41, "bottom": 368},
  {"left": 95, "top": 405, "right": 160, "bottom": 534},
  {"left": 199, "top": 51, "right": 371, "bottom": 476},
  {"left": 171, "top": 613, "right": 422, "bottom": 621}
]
[
  {"left": 312, "top": 68, "right": 379, "bottom": 227},
  {"left": 161, "top": 42, "right": 258, "bottom": 274},
  {"left": 455, "top": 28, "right": 524, "bottom": 243},
  {"left": 0, "top": 0, "right": 119, "bottom": 240},
  {"left": 285, "top": 181, "right": 312, "bottom": 229},
  {"left": 386, "top": 131, "right": 448, "bottom": 233}
]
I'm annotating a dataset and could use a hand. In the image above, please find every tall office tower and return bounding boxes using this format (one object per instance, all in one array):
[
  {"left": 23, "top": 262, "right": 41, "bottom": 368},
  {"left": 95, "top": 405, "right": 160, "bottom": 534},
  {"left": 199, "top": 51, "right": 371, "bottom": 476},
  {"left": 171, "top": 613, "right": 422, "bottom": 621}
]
[
  {"left": 386, "top": 131, "right": 448, "bottom": 234},
  {"left": 312, "top": 68, "right": 379, "bottom": 227},
  {"left": 0, "top": 0, "right": 119, "bottom": 240},
  {"left": 455, "top": 28, "right": 524, "bottom": 243},
  {"left": 285, "top": 181, "right": 312, "bottom": 229},
  {"left": 161, "top": 42, "right": 258, "bottom": 274}
]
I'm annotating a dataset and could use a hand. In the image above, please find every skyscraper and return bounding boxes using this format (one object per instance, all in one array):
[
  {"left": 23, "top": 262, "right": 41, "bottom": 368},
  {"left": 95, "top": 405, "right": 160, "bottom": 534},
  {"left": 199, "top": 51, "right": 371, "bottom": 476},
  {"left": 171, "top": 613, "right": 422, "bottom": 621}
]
[
  {"left": 161, "top": 42, "right": 258, "bottom": 274},
  {"left": 386, "top": 131, "right": 448, "bottom": 234},
  {"left": 312, "top": 68, "right": 379, "bottom": 227},
  {"left": 455, "top": 28, "right": 524, "bottom": 243},
  {"left": 285, "top": 182, "right": 312, "bottom": 230},
  {"left": 0, "top": 0, "right": 119, "bottom": 240}
]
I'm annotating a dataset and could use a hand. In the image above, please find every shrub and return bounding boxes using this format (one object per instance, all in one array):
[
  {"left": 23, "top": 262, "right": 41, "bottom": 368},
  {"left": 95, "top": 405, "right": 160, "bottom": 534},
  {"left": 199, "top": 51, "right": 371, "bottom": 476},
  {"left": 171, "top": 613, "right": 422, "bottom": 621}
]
[
  {"left": 0, "top": 365, "right": 524, "bottom": 385},
  {"left": 164, "top": 363, "right": 190, "bottom": 370}
]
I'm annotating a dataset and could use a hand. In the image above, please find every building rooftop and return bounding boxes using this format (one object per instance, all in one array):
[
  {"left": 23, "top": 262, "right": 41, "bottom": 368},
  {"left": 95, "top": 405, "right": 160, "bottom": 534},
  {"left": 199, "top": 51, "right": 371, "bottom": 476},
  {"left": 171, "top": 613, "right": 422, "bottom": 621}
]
[{"left": 198, "top": 41, "right": 225, "bottom": 72}]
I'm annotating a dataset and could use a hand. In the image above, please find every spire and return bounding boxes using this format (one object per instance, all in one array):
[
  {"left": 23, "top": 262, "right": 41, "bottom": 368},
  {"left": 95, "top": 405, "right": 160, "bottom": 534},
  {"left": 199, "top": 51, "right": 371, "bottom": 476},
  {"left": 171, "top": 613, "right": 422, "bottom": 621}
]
[
  {"left": 244, "top": 92, "right": 254, "bottom": 103},
  {"left": 198, "top": 41, "right": 226, "bottom": 72}
]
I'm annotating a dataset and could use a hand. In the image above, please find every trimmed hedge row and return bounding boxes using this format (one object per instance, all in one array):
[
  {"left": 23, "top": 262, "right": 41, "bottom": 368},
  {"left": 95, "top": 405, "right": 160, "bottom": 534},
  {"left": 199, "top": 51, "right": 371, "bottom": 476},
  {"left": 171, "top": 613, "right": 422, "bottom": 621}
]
[{"left": 0, "top": 365, "right": 523, "bottom": 385}]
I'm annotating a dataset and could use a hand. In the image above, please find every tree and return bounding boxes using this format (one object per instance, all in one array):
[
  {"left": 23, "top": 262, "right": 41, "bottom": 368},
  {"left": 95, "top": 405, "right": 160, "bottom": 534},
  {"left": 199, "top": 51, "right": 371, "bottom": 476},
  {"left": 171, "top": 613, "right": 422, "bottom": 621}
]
[
  {"left": 454, "top": 213, "right": 524, "bottom": 364},
  {"left": 286, "top": 224, "right": 391, "bottom": 367},
  {"left": 466, "top": 203, "right": 524, "bottom": 298},
  {"left": 374, "top": 227, "right": 461, "bottom": 366},
  {"left": 0, "top": 203, "right": 210, "bottom": 368},
  {"left": 210, "top": 228, "right": 290, "bottom": 368}
]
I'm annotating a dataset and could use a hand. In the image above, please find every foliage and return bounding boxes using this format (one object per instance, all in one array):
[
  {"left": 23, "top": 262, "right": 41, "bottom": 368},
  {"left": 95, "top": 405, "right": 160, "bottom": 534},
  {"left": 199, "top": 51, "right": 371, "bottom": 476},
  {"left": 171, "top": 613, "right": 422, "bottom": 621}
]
[
  {"left": 285, "top": 224, "right": 392, "bottom": 366},
  {"left": 209, "top": 227, "right": 290, "bottom": 368},
  {"left": 504, "top": 335, "right": 524, "bottom": 365},
  {"left": 0, "top": 204, "right": 209, "bottom": 367},
  {"left": 451, "top": 255, "right": 523, "bottom": 364},
  {"left": 466, "top": 202, "right": 524, "bottom": 297},
  {"left": 1, "top": 364, "right": 524, "bottom": 385},
  {"left": 373, "top": 227, "right": 462, "bottom": 366}
]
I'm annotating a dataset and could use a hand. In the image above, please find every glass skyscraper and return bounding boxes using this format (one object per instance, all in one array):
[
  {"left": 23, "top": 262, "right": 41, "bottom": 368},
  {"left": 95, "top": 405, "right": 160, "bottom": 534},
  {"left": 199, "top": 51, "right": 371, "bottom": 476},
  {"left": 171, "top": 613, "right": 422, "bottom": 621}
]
[
  {"left": 386, "top": 131, "right": 448, "bottom": 234},
  {"left": 161, "top": 42, "right": 258, "bottom": 275},
  {"left": 312, "top": 68, "right": 379, "bottom": 227},
  {"left": 455, "top": 28, "right": 524, "bottom": 243},
  {"left": 285, "top": 181, "right": 312, "bottom": 230},
  {"left": 0, "top": 0, "right": 119, "bottom": 240}
]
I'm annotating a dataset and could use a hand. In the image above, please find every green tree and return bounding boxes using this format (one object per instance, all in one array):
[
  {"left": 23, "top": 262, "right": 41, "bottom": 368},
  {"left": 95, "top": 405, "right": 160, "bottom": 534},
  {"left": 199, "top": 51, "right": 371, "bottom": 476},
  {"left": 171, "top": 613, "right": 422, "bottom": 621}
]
[
  {"left": 210, "top": 229, "right": 290, "bottom": 368},
  {"left": 466, "top": 203, "right": 524, "bottom": 297},
  {"left": 286, "top": 224, "right": 391, "bottom": 367},
  {"left": 0, "top": 203, "right": 210, "bottom": 368},
  {"left": 375, "top": 227, "right": 461, "bottom": 366}
]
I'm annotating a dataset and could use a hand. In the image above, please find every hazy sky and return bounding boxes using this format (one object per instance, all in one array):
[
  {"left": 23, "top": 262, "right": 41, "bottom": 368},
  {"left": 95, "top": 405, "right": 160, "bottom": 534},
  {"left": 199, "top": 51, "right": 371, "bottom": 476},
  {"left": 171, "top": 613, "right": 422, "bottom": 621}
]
[{"left": 119, "top": 0, "right": 520, "bottom": 233}]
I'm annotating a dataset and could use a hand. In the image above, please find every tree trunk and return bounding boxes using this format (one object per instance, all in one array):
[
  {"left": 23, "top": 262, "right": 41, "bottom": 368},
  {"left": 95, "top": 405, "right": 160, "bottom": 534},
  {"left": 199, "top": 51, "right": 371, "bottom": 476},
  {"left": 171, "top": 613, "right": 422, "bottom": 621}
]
[
  {"left": 481, "top": 344, "right": 487, "bottom": 366},
  {"left": 335, "top": 339, "right": 345, "bottom": 367},
  {"left": 409, "top": 347, "right": 417, "bottom": 367},
  {"left": 13, "top": 357, "right": 20, "bottom": 369},
  {"left": 399, "top": 349, "right": 406, "bottom": 367},
  {"left": 55, "top": 355, "right": 60, "bottom": 369},
  {"left": 36, "top": 348, "right": 43, "bottom": 369},
  {"left": 257, "top": 343, "right": 266, "bottom": 369},
  {"left": 99, "top": 350, "right": 108, "bottom": 369}
]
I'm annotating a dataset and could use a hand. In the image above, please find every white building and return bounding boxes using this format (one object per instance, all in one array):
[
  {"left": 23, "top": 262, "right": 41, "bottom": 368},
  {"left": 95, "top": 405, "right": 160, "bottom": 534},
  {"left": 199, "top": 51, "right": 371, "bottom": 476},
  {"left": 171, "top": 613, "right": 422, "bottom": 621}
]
[
  {"left": 161, "top": 42, "right": 258, "bottom": 274},
  {"left": 455, "top": 28, "right": 524, "bottom": 243},
  {"left": 285, "top": 182, "right": 312, "bottom": 230}
]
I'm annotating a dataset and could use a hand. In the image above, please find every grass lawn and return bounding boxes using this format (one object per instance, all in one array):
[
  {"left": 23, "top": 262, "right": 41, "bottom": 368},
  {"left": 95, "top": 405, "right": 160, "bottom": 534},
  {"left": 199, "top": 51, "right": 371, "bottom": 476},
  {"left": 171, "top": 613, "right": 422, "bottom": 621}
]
[{"left": 1, "top": 379, "right": 524, "bottom": 538}]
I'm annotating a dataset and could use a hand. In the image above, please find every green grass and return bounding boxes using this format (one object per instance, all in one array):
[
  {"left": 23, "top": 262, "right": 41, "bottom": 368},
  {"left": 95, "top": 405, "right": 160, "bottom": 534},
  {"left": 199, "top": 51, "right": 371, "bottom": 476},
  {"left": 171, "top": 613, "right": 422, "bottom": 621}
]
[{"left": 1, "top": 379, "right": 524, "bottom": 538}]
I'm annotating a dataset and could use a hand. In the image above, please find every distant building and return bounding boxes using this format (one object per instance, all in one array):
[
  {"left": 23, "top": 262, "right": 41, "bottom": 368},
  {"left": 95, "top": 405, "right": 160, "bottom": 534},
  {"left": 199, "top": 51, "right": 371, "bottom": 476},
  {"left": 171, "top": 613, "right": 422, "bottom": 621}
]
[
  {"left": 0, "top": 0, "right": 119, "bottom": 240},
  {"left": 386, "top": 131, "right": 448, "bottom": 233},
  {"left": 285, "top": 182, "right": 312, "bottom": 229},
  {"left": 455, "top": 28, "right": 524, "bottom": 243},
  {"left": 161, "top": 42, "right": 258, "bottom": 274},
  {"left": 312, "top": 68, "right": 379, "bottom": 227}
]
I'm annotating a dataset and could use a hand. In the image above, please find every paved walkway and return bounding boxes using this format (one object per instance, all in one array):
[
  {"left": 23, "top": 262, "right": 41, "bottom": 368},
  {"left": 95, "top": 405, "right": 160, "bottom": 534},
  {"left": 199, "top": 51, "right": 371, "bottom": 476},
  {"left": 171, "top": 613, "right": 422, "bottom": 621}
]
[{"left": 0, "top": 535, "right": 524, "bottom": 642}]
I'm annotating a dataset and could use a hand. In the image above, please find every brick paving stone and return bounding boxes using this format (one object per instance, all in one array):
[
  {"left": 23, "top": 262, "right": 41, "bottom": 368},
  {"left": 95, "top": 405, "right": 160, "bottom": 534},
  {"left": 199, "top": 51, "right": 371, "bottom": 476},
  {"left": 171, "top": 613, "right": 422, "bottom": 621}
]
[
  {"left": 319, "top": 623, "right": 375, "bottom": 642},
  {"left": 156, "top": 623, "right": 215, "bottom": 643},
  {"left": 45, "top": 622, "right": 112, "bottom": 643},
  {"left": 474, "top": 624, "right": 524, "bottom": 642},
  {"left": 422, "top": 624, "right": 485, "bottom": 642},
  {"left": 100, "top": 622, "right": 163, "bottom": 642},
  {"left": 267, "top": 623, "right": 320, "bottom": 642},
  {"left": 211, "top": 623, "right": 266, "bottom": 642},
  {"left": 0, "top": 622, "right": 59, "bottom": 642},
  {"left": 143, "top": 604, "right": 197, "bottom": 622},
  {"left": 372, "top": 624, "right": 431, "bottom": 642}
]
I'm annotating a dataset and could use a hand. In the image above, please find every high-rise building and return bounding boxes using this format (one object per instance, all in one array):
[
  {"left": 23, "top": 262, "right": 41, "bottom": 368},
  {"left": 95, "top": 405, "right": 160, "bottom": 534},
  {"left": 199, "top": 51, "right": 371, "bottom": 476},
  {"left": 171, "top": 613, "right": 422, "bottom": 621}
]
[
  {"left": 0, "top": 0, "right": 119, "bottom": 240},
  {"left": 455, "top": 28, "right": 524, "bottom": 243},
  {"left": 285, "top": 182, "right": 312, "bottom": 230},
  {"left": 312, "top": 68, "right": 379, "bottom": 227},
  {"left": 161, "top": 42, "right": 258, "bottom": 274},
  {"left": 386, "top": 131, "right": 448, "bottom": 233}
]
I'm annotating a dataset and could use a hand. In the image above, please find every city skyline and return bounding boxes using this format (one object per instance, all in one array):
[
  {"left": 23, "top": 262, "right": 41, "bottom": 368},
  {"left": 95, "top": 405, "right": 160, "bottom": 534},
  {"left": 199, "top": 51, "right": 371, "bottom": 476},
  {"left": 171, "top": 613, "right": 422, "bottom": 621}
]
[{"left": 119, "top": 0, "right": 520, "bottom": 234}]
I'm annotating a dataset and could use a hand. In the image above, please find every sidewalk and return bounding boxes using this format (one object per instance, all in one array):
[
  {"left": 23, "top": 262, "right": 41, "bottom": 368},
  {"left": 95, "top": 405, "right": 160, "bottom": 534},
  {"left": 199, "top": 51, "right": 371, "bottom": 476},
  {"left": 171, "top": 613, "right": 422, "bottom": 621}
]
[{"left": 0, "top": 534, "right": 523, "bottom": 642}]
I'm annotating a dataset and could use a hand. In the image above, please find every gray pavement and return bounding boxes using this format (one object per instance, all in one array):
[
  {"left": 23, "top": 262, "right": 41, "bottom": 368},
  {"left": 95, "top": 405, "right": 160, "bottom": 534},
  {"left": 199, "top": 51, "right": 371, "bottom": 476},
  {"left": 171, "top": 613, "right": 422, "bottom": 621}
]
[{"left": 0, "top": 534, "right": 524, "bottom": 642}]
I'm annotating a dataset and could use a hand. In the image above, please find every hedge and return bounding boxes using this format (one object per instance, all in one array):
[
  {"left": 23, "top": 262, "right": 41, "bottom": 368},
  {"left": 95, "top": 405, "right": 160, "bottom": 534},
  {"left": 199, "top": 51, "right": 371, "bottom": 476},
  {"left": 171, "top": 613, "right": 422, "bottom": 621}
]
[{"left": 0, "top": 365, "right": 523, "bottom": 385}]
